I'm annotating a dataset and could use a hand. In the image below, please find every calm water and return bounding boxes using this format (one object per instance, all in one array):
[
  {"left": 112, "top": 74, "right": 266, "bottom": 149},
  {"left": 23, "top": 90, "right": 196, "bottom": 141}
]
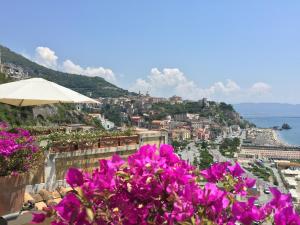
[{"left": 246, "top": 117, "right": 300, "bottom": 146}]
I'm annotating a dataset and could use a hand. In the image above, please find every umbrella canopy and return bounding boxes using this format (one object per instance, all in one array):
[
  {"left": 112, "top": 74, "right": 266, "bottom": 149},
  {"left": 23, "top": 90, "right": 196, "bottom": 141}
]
[{"left": 0, "top": 78, "right": 99, "bottom": 106}]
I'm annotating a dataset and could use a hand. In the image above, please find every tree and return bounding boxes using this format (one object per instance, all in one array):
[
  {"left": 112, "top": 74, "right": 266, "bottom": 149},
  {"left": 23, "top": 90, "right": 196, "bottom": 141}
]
[{"left": 201, "top": 141, "right": 208, "bottom": 149}]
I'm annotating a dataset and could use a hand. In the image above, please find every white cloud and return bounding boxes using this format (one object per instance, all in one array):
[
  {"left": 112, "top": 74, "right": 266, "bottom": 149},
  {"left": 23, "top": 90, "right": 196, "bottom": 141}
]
[
  {"left": 131, "top": 78, "right": 152, "bottom": 93},
  {"left": 208, "top": 80, "right": 241, "bottom": 95},
  {"left": 249, "top": 82, "right": 271, "bottom": 95},
  {"left": 35, "top": 47, "right": 58, "bottom": 69},
  {"left": 33, "top": 46, "right": 116, "bottom": 83},
  {"left": 31, "top": 46, "right": 272, "bottom": 101},
  {"left": 62, "top": 59, "right": 116, "bottom": 83},
  {"left": 130, "top": 68, "right": 271, "bottom": 102}
]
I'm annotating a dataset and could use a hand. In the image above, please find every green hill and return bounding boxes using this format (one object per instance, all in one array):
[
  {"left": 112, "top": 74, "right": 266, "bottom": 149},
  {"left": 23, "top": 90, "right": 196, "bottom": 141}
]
[{"left": 0, "top": 45, "right": 135, "bottom": 98}]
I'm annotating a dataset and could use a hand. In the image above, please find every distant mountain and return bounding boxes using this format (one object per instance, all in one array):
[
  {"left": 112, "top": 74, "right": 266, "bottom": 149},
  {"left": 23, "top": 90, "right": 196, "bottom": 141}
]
[
  {"left": 0, "top": 45, "right": 135, "bottom": 98},
  {"left": 234, "top": 103, "right": 300, "bottom": 117}
]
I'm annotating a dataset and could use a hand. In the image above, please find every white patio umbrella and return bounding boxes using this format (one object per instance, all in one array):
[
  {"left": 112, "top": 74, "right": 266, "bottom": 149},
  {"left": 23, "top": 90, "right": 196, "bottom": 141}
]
[{"left": 0, "top": 78, "right": 99, "bottom": 106}]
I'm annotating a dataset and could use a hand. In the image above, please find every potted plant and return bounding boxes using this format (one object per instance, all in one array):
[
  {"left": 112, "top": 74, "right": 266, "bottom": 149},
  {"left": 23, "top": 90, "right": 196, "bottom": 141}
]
[{"left": 0, "top": 122, "right": 41, "bottom": 215}]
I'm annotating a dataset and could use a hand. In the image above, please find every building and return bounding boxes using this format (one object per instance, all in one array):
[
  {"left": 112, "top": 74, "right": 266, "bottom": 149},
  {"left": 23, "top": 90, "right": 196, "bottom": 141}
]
[
  {"left": 171, "top": 128, "right": 191, "bottom": 141},
  {"left": 275, "top": 161, "right": 300, "bottom": 170},
  {"left": 189, "top": 120, "right": 203, "bottom": 129},
  {"left": 201, "top": 98, "right": 209, "bottom": 107},
  {"left": 169, "top": 121, "right": 187, "bottom": 130},
  {"left": 195, "top": 128, "right": 210, "bottom": 141},
  {"left": 169, "top": 95, "right": 183, "bottom": 104},
  {"left": 89, "top": 113, "right": 115, "bottom": 130},
  {"left": 280, "top": 169, "right": 300, "bottom": 205},
  {"left": 151, "top": 120, "right": 169, "bottom": 130},
  {"left": 174, "top": 113, "right": 199, "bottom": 122},
  {"left": 149, "top": 97, "right": 167, "bottom": 104},
  {"left": 136, "top": 128, "right": 168, "bottom": 147},
  {"left": 188, "top": 118, "right": 211, "bottom": 130},
  {"left": 1, "top": 63, "right": 30, "bottom": 80},
  {"left": 131, "top": 116, "right": 144, "bottom": 127},
  {"left": 240, "top": 145, "right": 300, "bottom": 160},
  {"left": 230, "top": 125, "right": 241, "bottom": 133}
]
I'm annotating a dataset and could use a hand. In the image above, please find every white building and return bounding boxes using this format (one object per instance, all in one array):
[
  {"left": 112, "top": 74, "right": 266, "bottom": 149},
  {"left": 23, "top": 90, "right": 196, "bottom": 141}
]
[
  {"left": 89, "top": 113, "right": 115, "bottom": 130},
  {"left": 281, "top": 169, "right": 300, "bottom": 206}
]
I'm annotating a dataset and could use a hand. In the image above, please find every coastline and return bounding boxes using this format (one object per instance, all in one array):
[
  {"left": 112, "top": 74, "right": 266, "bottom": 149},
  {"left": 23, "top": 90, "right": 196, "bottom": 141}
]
[
  {"left": 271, "top": 129, "right": 291, "bottom": 147},
  {"left": 247, "top": 128, "right": 291, "bottom": 147},
  {"left": 245, "top": 116, "right": 300, "bottom": 147}
]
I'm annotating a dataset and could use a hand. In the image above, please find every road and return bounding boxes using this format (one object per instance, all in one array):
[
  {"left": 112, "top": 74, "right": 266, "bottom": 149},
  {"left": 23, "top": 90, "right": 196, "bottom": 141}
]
[
  {"left": 179, "top": 142, "right": 199, "bottom": 165},
  {"left": 265, "top": 163, "right": 287, "bottom": 193}
]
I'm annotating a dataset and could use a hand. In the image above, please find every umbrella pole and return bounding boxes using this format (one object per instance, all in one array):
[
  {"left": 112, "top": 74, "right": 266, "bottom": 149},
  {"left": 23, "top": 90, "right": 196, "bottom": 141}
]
[{"left": 18, "top": 100, "right": 24, "bottom": 107}]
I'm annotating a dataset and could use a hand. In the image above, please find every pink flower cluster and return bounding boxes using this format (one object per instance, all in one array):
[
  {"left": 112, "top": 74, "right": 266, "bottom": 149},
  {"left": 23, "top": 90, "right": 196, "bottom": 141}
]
[
  {"left": 0, "top": 122, "right": 37, "bottom": 157},
  {"left": 33, "top": 144, "right": 300, "bottom": 225},
  {"left": 0, "top": 122, "right": 38, "bottom": 176}
]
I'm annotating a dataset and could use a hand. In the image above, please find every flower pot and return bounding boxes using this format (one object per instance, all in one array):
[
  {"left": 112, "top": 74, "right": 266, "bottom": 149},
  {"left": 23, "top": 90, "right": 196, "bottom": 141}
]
[
  {"left": 70, "top": 142, "right": 79, "bottom": 151},
  {"left": 99, "top": 137, "right": 119, "bottom": 148},
  {"left": 51, "top": 142, "right": 72, "bottom": 153},
  {"left": 0, "top": 173, "right": 29, "bottom": 215},
  {"left": 120, "top": 135, "right": 139, "bottom": 146},
  {"left": 79, "top": 141, "right": 93, "bottom": 150},
  {"left": 92, "top": 140, "right": 99, "bottom": 149}
]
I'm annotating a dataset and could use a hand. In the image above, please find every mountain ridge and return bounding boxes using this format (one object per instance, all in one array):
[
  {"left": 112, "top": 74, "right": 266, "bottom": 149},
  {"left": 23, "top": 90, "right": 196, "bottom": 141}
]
[{"left": 0, "top": 44, "right": 136, "bottom": 98}]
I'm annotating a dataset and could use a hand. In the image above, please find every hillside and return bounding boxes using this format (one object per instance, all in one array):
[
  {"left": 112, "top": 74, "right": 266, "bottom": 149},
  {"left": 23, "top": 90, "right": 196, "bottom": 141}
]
[
  {"left": 0, "top": 45, "right": 135, "bottom": 98},
  {"left": 149, "top": 101, "right": 253, "bottom": 128},
  {"left": 234, "top": 103, "right": 300, "bottom": 117}
]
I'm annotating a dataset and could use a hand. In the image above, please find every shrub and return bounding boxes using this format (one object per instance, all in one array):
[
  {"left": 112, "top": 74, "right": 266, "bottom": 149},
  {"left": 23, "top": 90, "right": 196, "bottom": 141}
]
[{"left": 0, "top": 122, "right": 40, "bottom": 176}]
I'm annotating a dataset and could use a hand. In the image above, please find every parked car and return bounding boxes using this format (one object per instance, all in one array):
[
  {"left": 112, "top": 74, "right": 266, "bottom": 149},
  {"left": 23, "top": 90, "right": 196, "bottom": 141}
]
[{"left": 264, "top": 188, "right": 270, "bottom": 194}]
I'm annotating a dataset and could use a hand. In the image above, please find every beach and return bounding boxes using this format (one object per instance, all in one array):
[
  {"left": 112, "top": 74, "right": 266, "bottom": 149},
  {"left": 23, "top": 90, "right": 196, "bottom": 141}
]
[{"left": 246, "top": 128, "right": 290, "bottom": 147}]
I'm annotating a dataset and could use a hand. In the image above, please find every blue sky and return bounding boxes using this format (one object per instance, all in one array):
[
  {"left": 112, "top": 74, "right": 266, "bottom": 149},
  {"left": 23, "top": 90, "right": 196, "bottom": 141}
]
[{"left": 1, "top": 1, "right": 300, "bottom": 103}]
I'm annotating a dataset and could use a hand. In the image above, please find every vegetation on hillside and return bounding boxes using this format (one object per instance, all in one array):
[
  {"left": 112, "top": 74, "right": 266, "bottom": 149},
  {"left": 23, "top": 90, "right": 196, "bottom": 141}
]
[
  {"left": 150, "top": 101, "right": 252, "bottom": 128},
  {"left": 0, "top": 102, "right": 101, "bottom": 128},
  {"left": 101, "top": 104, "right": 126, "bottom": 126},
  {"left": 0, "top": 45, "right": 135, "bottom": 98}
]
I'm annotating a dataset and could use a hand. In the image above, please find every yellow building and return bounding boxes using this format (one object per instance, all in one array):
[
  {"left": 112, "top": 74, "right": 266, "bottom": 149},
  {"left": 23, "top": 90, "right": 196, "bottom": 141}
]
[{"left": 171, "top": 128, "right": 191, "bottom": 141}]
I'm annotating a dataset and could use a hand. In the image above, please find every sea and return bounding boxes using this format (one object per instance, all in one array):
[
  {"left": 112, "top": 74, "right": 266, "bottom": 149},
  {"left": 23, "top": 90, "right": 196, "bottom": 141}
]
[{"left": 246, "top": 117, "right": 300, "bottom": 146}]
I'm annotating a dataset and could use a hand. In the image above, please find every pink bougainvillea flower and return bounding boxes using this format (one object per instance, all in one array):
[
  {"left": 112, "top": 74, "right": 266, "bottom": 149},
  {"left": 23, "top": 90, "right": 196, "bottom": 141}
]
[
  {"left": 228, "top": 163, "right": 244, "bottom": 178},
  {"left": 269, "top": 187, "right": 292, "bottom": 210},
  {"left": 245, "top": 177, "right": 256, "bottom": 188},
  {"left": 109, "top": 153, "right": 125, "bottom": 169},
  {"left": 54, "top": 193, "right": 81, "bottom": 222},
  {"left": 274, "top": 206, "right": 300, "bottom": 225},
  {"left": 200, "top": 162, "right": 230, "bottom": 182},
  {"left": 32, "top": 144, "right": 300, "bottom": 225},
  {"left": 0, "top": 123, "right": 39, "bottom": 176},
  {"left": 65, "top": 168, "right": 84, "bottom": 188},
  {"left": 234, "top": 177, "right": 256, "bottom": 196},
  {"left": 232, "top": 198, "right": 262, "bottom": 225},
  {"left": 31, "top": 213, "right": 46, "bottom": 224}
]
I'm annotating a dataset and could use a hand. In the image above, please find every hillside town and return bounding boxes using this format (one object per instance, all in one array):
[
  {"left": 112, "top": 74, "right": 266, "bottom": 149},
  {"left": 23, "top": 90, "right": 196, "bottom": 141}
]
[{"left": 87, "top": 94, "right": 215, "bottom": 141}]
